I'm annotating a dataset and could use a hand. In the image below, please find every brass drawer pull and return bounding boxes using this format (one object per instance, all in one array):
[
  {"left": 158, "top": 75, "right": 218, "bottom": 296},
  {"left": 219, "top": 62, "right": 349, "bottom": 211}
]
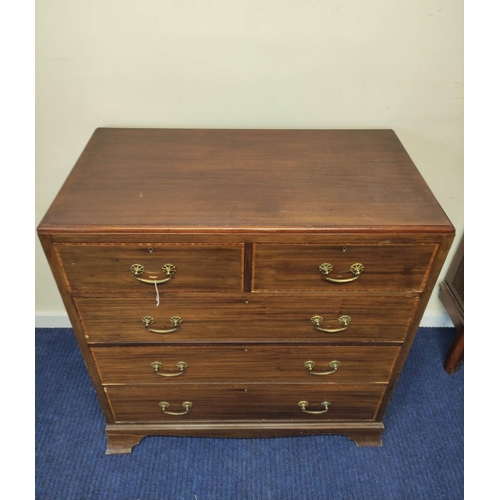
[
  {"left": 311, "top": 315, "right": 351, "bottom": 333},
  {"left": 298, "top": 400, "right": 331, "bottom": 414},
  {"left": 319, "top": 262, "right": 364, "bottom": 283},
  {"left": 159, "top": 401, "right": 193, "bottom": 416},
  {"left": 151, "top": 361, "right": 188, "bottom": 377},
  {"left": 130, "top": 263, "right": 176, "bottom": 284},
  {"left": 141, "top": 315, "right": 183, "bottom": 334},
  {"left": 304, "top": 360, "right": 341, "bottom": 376}
]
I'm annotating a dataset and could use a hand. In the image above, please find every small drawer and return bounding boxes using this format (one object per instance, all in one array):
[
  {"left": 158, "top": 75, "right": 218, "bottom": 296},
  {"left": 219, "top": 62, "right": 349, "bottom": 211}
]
[
  {"left": 92, "top": 345, "right": 401, "bottom": 384},
  {"left": 253, "top": 243, "right": 437, "bottom": 291},
  {"left": 105, "top": 384, "right": 386, "bottom": 423},
  {"left": 56, "top": 243, "right": 243, "bottom": 293},
  {"left": 75, "top": 294, "right": 417, "bottom": 344}
]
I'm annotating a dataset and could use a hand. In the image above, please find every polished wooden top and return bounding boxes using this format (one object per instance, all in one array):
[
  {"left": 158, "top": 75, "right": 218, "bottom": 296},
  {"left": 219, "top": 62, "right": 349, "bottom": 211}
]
[{"left": 38, "top": 128, "right": 453, "bottom": 233}]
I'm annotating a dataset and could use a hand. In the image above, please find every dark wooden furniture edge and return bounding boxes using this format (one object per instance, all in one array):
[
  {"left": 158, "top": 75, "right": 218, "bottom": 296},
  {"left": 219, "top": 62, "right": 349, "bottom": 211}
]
[
  {"left": 439, "top": 281, "right": 464, "bottom": 374},
  {"left": 38, "top": 224, "right": 456, "bottom": 235},
  {"left": 38, "top": 233, "right": 115, "bottom": 422},
  {"left": 374, "top": 232, "right": 455, "bottom": 418},
  {"left": 439, "top": 235, "right": 464, "bottom": 374},
  {"left": 105, "top": 422, "right": 385, "bottom": 454},
  {"left": 38, "top": 231, "right": 450, "bottom": 246}
]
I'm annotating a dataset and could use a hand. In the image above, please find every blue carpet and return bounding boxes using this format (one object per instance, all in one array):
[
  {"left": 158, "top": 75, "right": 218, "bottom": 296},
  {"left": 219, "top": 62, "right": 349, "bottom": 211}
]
[{"left": 36, "top": 327, "right": 463, "bottom": 500}]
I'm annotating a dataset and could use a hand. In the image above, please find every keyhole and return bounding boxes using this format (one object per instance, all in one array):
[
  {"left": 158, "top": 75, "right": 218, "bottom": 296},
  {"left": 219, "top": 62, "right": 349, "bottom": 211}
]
[
  {"left": 148, "top": 247, "right": 153, "bottom": 253},
  {"left": 342, "top": 246, "right": 347, "bottom": 253}
]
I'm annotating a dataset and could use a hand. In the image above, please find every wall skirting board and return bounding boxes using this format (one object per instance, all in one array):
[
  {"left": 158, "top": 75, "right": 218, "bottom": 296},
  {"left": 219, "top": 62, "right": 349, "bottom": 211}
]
[
  {"left": 35, "top": 313, "right": 72, "bottom": 328},
  {"left": 35, "top": 313, "right": 453, "bottom": 329}
]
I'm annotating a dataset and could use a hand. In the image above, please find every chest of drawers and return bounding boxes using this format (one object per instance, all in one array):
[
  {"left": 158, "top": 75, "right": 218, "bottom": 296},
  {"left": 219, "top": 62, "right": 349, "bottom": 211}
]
[{"left": 38, "top": 128, "right": 454, "bottom": 454}]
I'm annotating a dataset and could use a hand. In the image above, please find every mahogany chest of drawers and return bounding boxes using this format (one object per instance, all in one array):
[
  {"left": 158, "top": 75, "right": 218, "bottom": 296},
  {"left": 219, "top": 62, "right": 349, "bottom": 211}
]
[{"left": 38, "top": 128, "right": 454, "bottom": 454}]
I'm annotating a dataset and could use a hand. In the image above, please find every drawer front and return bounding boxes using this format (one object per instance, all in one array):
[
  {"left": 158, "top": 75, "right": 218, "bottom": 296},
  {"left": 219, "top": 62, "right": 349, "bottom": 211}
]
[
  {"left": 56, "top": 243, "right": 243, "bottom": 292},
  {"left": 92, "top": 345, "right": 401, "bottom": 384},
  {"left": 105, "top": 384, "right": 386, "bottom": 423},
  {"left": 76, "top": 295, "right": 417, "bottom": 343},
  {"left": 253, "top": 244, "right": 437, "bottom": 291}
]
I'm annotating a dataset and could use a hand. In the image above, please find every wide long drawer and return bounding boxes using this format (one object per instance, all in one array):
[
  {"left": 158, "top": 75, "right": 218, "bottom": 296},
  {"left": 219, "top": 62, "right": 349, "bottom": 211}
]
[
  {"left": 76, "top": 294, "right": 417, "bottom": 343},
  {"left": 92, "top": 345, "right": 401, "bottom": 384},
  {"left": 105, "top": 384, "right": 386, "bottom": 423},
  {"left": 253, "top": 243, "right": 437, "bottom": 291},
  {"left": 55, "top": 243, "right": 244, "bottom": 293}
]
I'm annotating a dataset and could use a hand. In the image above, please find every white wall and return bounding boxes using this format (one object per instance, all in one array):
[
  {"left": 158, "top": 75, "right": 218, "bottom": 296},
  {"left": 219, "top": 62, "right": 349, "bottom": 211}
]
[{"left": 35, "top": 0, "right": 463, "bottom": 326}]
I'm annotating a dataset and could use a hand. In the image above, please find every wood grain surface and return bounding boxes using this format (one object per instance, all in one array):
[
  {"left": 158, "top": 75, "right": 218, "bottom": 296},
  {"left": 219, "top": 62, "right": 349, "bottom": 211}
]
[
  {"left": 105, "top": 383, "right": 386, "bottom": 422},
  {"left": 38, "top": 128, "right": 453, "bottom": 232},
  {"left": 253, "top": 243, "right": 437, "bottom": 291},
  {"left": 56, "top": 243, "right": 243, "bottom": 292},
  {"left": 75, "top": 294, "right": 417, "bottom": 344},
  {"left": 92, "top": 345, "right": 401, "bottom": 384}
]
